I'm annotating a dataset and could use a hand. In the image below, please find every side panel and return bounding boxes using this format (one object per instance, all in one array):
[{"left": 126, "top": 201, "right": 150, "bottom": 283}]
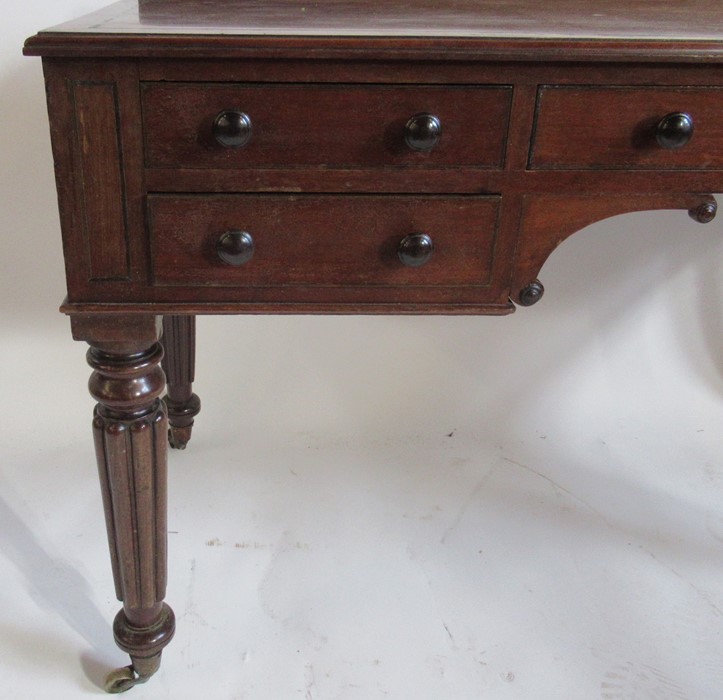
[
  {"left": 42, "top": 59, "right": 146, "bottom": 299},
  {"left": 72, "top": 80, "right": 129, "bottom": 280}
]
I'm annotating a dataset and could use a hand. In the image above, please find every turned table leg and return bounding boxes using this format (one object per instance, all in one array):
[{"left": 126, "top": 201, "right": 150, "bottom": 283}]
[
  {"left": 81, "top": 316, "right": 175, "bottom": 693},
  {"left": 161, "top": 315, "right": 201, "bottom": 450}
]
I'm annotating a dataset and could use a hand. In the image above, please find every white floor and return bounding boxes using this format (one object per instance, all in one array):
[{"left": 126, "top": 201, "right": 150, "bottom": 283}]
[{"left": 3, "top": 208, "right": 723, "bottom": 698}]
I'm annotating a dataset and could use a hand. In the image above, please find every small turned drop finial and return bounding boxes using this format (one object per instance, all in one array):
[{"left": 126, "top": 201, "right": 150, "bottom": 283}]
[
  {"left": 689, "top": 199, "right": 717, "bottom": 224},
  {"left": 517, "top": 279, "right": 545, "bottom": 307}
]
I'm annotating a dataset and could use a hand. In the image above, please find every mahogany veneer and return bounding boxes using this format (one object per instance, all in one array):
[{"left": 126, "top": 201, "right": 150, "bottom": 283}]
[{"left": 24, "top": 0, "right": 723, "bottom": 692}]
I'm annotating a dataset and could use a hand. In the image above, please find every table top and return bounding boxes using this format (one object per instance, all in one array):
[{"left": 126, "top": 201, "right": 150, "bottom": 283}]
[
  {"left": 25, "top": 0, "right": 723, "bottom": 40},
  {"left": 23, "top": 0, "right": 723, "bottom": 62},
  {"left": 32, "top": 0, "right": 723, "bottom": 40}
]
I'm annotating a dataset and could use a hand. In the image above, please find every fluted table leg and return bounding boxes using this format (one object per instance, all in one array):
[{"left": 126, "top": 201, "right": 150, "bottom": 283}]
[
  {"left": 79, "top": 314, "right": 175, "bottom": 693},
  {"left": 161, "top": 315, "right": 201, "bottom": 450}
]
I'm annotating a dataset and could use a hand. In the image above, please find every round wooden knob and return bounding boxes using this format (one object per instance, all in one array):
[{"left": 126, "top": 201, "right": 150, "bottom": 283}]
[
  {"left": 656, "top": 112, "right": 694, "bottom": 149},
  {"left": 216, "top": 230, "right": 254, "bottom": 265},
  {"left": 398, "top": 233, "right": 434, "bottom": 267},
  {"left": 213, "top": 110, "right": 252, "bottom": 148},
  {"left": 404, "top": 113, "right": 442, "bottom": 151},
  {"left": 518, "top": 279, "right": 545, "bottom": 306}
]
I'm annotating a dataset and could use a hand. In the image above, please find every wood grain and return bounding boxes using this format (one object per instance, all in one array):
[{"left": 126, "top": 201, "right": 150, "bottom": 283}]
[
  {"left": 148, "top": 194, "right": 501, "bottom": 290},
  {"left": 31, "top": 0, "right": 723, "bottom": 40},
  {"left": 530, "top": 86, "right": 723, "bottom": 170},
  {"left": 161, "top": 315, "right": 201, "bottom": 449},
  {"left": 72, "top": 81, "right": 130, "bottom": 280},
  {"left": 142, "top": 82, "right": 511, "bottom": 170},
  {"left": 88, "top": 337, "right": 169, "bottom": 615},
  {"left": 23, "top": 1, "right": 723, "bottom": 62}
]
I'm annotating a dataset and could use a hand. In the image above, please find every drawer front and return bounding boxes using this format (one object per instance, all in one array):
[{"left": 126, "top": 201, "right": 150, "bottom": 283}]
[
  {"left": 142, "top": 83, "right": 512, "bottom": 169},
  {"left": 148, "top": 195, "right": 500, "bottom": 289},
  {"left": 530, "top": 86, "right": 723, "bottom": 170}
]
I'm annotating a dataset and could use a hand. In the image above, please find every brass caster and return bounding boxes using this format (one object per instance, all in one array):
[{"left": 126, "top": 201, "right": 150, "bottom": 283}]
[
  {"left": 168, "top": 425, "right": 192, "bottom": 450},
  {"left": 110, "top": 607, "right": 172, "bottom": 692},
  {"left": 104, "top": 665, "right": 148, "bottom": 694}
]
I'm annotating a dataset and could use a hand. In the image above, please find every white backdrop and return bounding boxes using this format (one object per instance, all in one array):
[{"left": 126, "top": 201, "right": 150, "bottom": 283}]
[{"left": 3, "top": 2, "right": 723, "bottom": 698}]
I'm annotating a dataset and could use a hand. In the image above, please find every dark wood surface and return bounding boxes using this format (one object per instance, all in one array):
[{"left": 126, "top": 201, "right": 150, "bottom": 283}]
[
  {"left": 71, "top": 82, "right": 130, "bottom": 280},
  {"left": 148, "top": 194, "right": 501, "bottom": 290},
  {"left": 81, "top": 314, "right": 175, "bottom": 691},
  {"left": 142, "top": 82, "right": 512, "bottom": 169},
  {"left": 22, "top": 0, "right": 723, "bottom": 62},
  {"left": 25, "top": 0, "right": 723, "bottom": 691},
  {"left": 40, "top": 53, "right": 721, "bottom": 312},
  {"left": 531, "top": 87, "right": 723, "bottom": 170},
  {"left": 31, "top": 0, "right": 723, "bottom": 40},
  {"left": 161, "top": 315, "right": 200, "bottom": 449}
]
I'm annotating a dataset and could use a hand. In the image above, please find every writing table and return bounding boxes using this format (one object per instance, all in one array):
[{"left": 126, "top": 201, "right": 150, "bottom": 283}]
[{"left": 24, "top": 0, "right": 723, "bottom": 692}]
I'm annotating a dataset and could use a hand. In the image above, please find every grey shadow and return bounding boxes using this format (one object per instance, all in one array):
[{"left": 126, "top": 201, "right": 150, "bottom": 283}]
[{"left": 0, "top": 486, "right": 119, "bottom": 690}]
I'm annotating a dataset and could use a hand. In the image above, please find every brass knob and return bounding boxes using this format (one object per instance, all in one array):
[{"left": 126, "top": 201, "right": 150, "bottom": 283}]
[
  {"left": 398, "top": 233, "right": 434, "bottom": 267},
  {"left": 404, "top": 113, "right": 442, "bottom": 151},
  {"left": 216, "top": 230, "right": 254, "bottom": 265},
  {"left": 213, "top": 110, "right": 252, "bottom": 148},
  {"left": 656, "top": 112, "right": 694, "bottom": 150}
]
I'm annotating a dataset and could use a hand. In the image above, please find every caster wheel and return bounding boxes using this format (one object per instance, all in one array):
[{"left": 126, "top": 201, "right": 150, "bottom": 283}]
[
  {"left": 104, "top": 666, "right": 142, "bottom": 694},
  {"left": 168, "top": 425, "right": 192, "bottom": 449}
]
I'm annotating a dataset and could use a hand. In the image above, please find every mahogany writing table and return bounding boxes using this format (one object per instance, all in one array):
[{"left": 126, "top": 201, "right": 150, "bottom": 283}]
[{"left": 24, "top": 0, "right": 723, "bottom": 692}]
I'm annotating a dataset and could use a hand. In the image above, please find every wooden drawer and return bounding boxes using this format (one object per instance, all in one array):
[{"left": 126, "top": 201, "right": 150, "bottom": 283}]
[
  {"left": 148, "top": 194, "right": 500, "bottom": 289},
  {"left": 141, "top": 83, "right": 512, "bottom": 169},
  {"left": 530, "top": 86, "right": 723, "bottom": 170}
]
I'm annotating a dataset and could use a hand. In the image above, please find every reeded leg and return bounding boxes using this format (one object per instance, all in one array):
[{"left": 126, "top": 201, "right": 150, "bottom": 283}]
[
  {"left": 87, "top": 332, "right": 175, "bottom": 693},
  {"left": 161, "top": 315, "right": 201, "bottom": 449}
]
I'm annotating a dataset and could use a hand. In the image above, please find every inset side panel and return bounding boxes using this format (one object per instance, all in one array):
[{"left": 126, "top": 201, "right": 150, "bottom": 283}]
[{"left": 72, "top": 80, "right": 130, "bottom": 280}]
